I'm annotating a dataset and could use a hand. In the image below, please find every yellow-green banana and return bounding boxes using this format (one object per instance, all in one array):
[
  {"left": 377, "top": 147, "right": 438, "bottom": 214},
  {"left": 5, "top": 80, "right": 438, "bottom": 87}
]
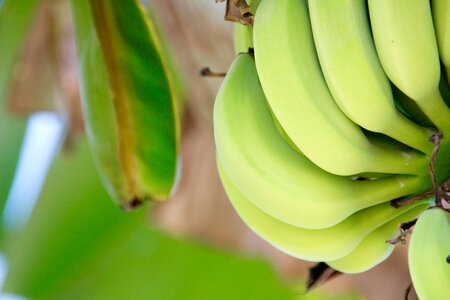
[
  {"left": 408, "top": 208, "right": 450, "bottom": 300},
  {"left": 327, "top": 205, "right": 427, "bottom": 274},
  {"left": 308, "top": 0, "right": 433, "bottom": 154},
  {"left": 214, "top": 53, "right": 428, "bottom": 229},
  {"left": 368, "top": 0, "right": 450, "bottom": 135},
  {"left": 253, "top": 0, "right": 427, "bottom": 176},
  {"left": 432, "top": 0, "right": 450, "bottom": 87},
  {"left": 218, "top": 161, "right": 428, "bottom": 262}
]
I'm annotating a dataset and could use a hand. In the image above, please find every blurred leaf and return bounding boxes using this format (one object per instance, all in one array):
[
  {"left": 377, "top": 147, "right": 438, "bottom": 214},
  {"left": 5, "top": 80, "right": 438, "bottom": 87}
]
[
  {"left": 71, "top": 0, "right": 179, "bottom": 209},
  {"left": 2, "top": 139, "right": 146, "bottom": 296},
  {"left": 0, "top": 0, "right": 41, "bottom": 241},
  {"left": 3, "top": 138, "right": 294, "bottom": 299},
  {"left": 0, "top": 0, "right": 39, "bottom": 198},
  {"left": 0, "top": 116, "right": 26, "bottom": 243},
  {"left": 6, "top": 0, "right": 60, "bottom": 115},
  {"left": 0, "top": 0, "right": 41, "bottom": 99},
  {"left": 295, "top": 291, "right": 360, "bottom": 300},
  {"left": 289, "top": 281, "right": 360, "bottom": 300},
  {"left": 41, "top": 227, "right": 293, "bottom": 300}
]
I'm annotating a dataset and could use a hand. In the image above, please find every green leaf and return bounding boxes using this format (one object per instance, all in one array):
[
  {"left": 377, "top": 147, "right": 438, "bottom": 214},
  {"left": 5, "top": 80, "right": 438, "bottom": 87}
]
[
  {"left": 139, "top": 4, "right": 186, "bottom": 111},
  {"left": 2, "top": 139, "right": 146, "bottom": 296},
  {"left": 41, "top": 228, "right": 294, "bottom": 300},
  {"left": 71, "top": 0, "right": 179, "bottom": 209},
  {"left": 2, "top": 138, "right": 294, "bottom": 300}
]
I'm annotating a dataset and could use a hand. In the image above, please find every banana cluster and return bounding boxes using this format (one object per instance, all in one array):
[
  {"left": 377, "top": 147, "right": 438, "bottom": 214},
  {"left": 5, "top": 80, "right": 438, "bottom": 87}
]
[{"left": 215, "top": 0, "right": 450, "bottom": 274}]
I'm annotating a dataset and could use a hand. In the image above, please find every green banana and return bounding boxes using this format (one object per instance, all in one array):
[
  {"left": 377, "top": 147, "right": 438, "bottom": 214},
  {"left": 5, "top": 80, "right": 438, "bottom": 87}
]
[
  {"left": 253, "top": 0, "right": 427, "bottom": 176},
  {"left": 308, "top": 0, "right": 433, "bottom": 154},
  {"left": 432, "top": 0, "right": 450, "bottom": 87},
  {"left": 270, "top": 108, "right": 302, "bottom": 154},
  {"left": 368, "top": 0, "right": 450, "bottom": 135},
  {"left": 71, "top": 0, "right": 178, "bottom": 209},
  {"left": 214, "top": 53, "right": 428, "bottom": 229},
  {"left": 327, "top": 205, "right": 427, "bottom": 274},
  {"left": 440, "top": 70, "right": 450, "bottom": 107},
  {"left": 218, "top": 161, "right": 428, "bottom": 262},
  {"left": 234, "top": 9, "right": 303, "bottom": 155},
  {"left": 392, "top": 83, "right": 435, "bottom": 128},
  {"left": 408, "top": 208, "right": 450, "bottom": 300}
]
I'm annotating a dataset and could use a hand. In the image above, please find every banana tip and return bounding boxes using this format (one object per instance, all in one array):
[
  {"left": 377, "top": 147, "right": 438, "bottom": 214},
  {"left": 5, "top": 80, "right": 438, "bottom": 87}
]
[{"left": 121, "top": 197, "right": 143, "bottom": 211}]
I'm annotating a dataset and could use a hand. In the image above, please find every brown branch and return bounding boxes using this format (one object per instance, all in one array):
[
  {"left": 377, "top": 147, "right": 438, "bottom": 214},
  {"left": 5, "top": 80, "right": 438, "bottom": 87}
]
[
  {"left": 404, "top": 282, "right": 413, "bottom": 300},
  {"left": 392, "top": 132, "right": 444, "bottom": 208},
  {"left": 440, "top": 180, "right": 450, "bottom": 212},
  {"left": 429, "top": 132, "right": 443, "bottom": 205},
  {"left": 199, "top": 67, "right": 226, "bottom": 77},
  {"left": 225, "top": 0, "right": 253, "bottom": 25},
  {"left": 306, "top": 262, "right": 342, "bottom": 291},
  {"left": 386, "top": 219, "right": 417, "bottom": 245},
  {"left": 391, "top": 190, "right": 434, "bottom": 208},
  {"left": 400, "top": 219, "right": 418, "bottom": 231}
]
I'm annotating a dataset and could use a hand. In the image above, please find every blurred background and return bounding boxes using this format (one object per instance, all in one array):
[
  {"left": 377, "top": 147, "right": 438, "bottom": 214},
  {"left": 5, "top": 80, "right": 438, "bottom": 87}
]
[{"left": 0, "top": 0, "right": 419, "bottom": 299}]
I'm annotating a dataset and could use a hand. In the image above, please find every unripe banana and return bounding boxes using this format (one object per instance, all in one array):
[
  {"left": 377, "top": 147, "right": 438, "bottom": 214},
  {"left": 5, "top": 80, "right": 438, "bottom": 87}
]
[
  {"left": 214, "top": 53, "right": 429, "bottom": 229},
  {"left": 368, "top": 0, "right": 450, "bottom": 135},
  {"left": 392, "top": 84, "right": 435, "bottom": 128},
  {"left": 71, "top": 0, "right": 178, "bottom": 209},
  {"left": 308, "top": 0, "right": 433, "bottom": 154},
  {"left": 218, "top": 160, "right": 428, "bottom": 262},
  {"left": 253, "top": 0, "right": 427, "bottom": 176},
  {"left": 409, "top": 208, "right": 450, "bottom": 300},
  {"left": 327, "top": 204, "right": 427, "bottom": 274},
  {"left": 432, "top": 0, "right": 450, "bottom": 87},
  {"left": 440, "top": 72, "right": 450, "bottom": 106}
]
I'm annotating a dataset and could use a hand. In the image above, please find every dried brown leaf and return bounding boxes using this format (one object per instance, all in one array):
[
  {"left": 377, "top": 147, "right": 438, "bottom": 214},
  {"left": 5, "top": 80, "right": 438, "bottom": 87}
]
[{"left": 225, "top": 0, "right": 253, "bottom": 25}]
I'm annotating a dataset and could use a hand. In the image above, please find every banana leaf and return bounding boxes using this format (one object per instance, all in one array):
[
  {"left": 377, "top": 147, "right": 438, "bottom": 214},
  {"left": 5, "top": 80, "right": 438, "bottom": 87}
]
[{"left": 71, "top": 0, "right": 179, "bottom": 209}]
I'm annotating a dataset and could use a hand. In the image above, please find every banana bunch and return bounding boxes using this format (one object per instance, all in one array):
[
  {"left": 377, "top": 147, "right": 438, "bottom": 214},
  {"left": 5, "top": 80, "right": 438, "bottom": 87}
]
[{"left": 215, "top": 0, "right": 450, "bottom": 274}]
